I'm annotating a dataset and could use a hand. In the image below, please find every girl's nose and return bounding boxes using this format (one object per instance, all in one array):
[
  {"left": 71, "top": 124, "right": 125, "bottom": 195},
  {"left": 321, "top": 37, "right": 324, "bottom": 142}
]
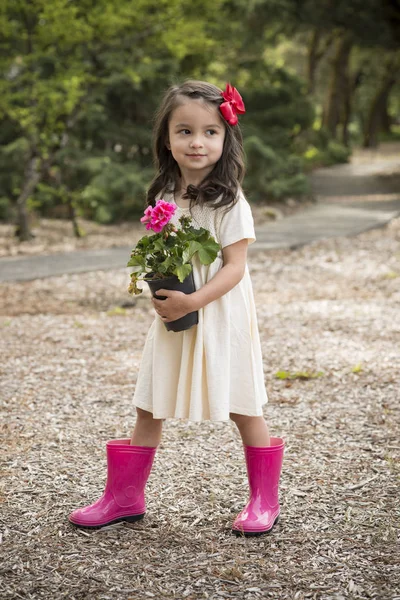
[{"left": 190, "top": 137, "right": 203, "bottom": 148}]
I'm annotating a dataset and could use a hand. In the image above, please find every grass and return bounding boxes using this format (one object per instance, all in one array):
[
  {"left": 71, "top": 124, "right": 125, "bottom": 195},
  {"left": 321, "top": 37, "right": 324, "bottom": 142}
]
[
  {"left": 382, "top": 271, "right": 399, "bottom": 279},
  {"left": 274, "top": 370, "right": 324, "bottom": 381},
  {"left": 106, "top": 306, "right": 127, "bottom": 317}
]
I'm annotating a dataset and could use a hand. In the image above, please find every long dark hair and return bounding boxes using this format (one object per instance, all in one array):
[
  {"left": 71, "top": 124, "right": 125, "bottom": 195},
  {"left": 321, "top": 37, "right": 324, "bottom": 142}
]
[{"left": 146, "top": 80, "right": 245, "bottom": 210}]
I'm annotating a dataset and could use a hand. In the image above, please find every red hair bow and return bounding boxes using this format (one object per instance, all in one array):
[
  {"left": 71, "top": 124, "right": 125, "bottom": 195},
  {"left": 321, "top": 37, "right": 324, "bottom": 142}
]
[{"left": 220, "top": 83, "right": 245, "bottom": 126}]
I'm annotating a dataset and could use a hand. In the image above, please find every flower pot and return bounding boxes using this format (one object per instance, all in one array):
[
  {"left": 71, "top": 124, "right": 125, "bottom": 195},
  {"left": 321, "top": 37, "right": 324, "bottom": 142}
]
[{"left": 145, "top": 271, "right": 198, "bottom": 332}]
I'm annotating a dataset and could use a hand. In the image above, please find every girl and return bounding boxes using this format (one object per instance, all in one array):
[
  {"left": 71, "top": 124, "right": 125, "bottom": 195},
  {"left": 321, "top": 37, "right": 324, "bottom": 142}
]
[{"left": 69, "top": 80, "right": 284, "bottom": 536}]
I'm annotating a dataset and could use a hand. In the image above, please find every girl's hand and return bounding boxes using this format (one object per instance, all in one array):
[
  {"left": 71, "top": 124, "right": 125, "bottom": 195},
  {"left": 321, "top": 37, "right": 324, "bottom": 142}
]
[{"left": 152, "top": 289, "right": 194, "bottom": 323}]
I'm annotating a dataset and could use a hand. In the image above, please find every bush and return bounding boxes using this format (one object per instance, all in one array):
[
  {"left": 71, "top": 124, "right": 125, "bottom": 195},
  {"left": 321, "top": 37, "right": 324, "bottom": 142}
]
[
  {"left": 33, "top": 153, "right": 153, "bottom": 224},
  {"left": 239, "top": 62, "right": 314, "bottom": 201},
  {"left": 0, "top": 197, "right": 12, "bottom": 221},
  {"left": 243, "top": 63, "right": 315, "bottom": 152},
  {"left": 244, "top": 136, "right": 310, "bottom": 202},
  {"left": 295, "top": 127, "right": 351, "bottom": 171},
  {"left": 301, "top": 140, "right": 351, "bottom": 170},
  {"left": 78, "top": 158, "right": 152, "bottom": 223}
]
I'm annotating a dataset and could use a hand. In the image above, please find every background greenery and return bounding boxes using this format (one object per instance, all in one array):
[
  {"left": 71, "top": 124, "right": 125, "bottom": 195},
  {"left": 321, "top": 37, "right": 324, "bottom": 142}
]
[{"left": 0, "top": 0, "right": 399, "bottom": 239}]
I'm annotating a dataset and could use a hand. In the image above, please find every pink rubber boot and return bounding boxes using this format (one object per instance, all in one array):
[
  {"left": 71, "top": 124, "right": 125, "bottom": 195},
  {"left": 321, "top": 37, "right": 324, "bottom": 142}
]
[
  {"left": 232, "top": 437, "right": 285, "bottom": 536},
  {"left": 69, "top": 439, "right": 156, "bottom": 528}
]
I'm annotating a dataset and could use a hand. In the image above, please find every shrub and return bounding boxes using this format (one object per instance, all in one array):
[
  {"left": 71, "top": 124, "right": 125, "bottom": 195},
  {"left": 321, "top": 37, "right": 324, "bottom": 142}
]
[{"left": 244, "top": 136, "right": 310, "bottom": 202}]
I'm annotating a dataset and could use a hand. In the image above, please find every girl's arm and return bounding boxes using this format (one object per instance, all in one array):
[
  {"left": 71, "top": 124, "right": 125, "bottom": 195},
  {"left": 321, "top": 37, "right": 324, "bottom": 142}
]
[{"left": 152, "top": 239, "right": 248, "bottom": 322}]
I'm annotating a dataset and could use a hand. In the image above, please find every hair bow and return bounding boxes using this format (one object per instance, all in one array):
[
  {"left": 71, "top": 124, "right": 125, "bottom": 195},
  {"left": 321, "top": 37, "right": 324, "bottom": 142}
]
[{"left": 219, "top": 83, "right": 245, "bottom": 126}]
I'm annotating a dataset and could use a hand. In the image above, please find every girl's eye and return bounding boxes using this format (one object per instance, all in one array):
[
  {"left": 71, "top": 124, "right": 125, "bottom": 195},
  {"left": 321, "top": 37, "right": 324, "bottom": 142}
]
[
  {"left": 180, "top": 129, "right": 191, "bottom": 135},
  {"left": 206, "top": 129, "right": 217, "bottom": 135}
]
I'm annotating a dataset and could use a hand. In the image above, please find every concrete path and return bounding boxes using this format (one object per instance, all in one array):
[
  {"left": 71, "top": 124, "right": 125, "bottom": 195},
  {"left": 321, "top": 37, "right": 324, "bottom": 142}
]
[
  {"left": 0, "top": 247, "right": 133, "bottom": 283},
  {"left": 1, "top": 147, "right": 399, "bottom": 282},
  {"left": 254, "top": 201, "right": 400, "bottom": 250}
]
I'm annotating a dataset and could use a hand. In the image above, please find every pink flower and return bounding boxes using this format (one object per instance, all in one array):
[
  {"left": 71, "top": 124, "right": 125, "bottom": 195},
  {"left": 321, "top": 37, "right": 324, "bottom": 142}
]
[
  {"left": 140, "top": 206, "right": 154, "bottom": 229},
  {"left": 140, "top": 200, "right": 176, "bottom": 233}
]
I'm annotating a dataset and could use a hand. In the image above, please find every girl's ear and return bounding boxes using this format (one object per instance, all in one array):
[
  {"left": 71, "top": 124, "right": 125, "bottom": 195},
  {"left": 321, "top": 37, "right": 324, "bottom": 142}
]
[{"left": 166, "top": 138, "right": 171, "bottom": 150}]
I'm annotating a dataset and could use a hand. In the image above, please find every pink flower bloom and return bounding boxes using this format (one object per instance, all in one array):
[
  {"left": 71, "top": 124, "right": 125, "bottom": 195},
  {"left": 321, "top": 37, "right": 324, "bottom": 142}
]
[
  {"left": 140, "top": 200, "right": 176, "bottom": 233},
  {"left": 140, "top": 206, "right": 153, "bottom": 230}
]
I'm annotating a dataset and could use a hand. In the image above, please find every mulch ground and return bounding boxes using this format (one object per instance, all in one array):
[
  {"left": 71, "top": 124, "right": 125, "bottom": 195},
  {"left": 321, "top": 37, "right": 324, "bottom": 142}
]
[{"left": 1, "top": 218, "right": 399, "bottom": 600}]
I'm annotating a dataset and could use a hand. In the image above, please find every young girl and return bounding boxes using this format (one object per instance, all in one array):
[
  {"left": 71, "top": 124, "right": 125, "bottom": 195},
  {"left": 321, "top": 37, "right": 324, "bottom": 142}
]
[{"left": 69, "top": 80, "right": 284, "bottom": 536}]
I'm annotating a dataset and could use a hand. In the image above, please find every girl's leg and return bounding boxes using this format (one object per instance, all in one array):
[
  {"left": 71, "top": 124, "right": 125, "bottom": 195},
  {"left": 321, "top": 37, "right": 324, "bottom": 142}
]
[
  {"left": 230, "top": 413, "right": 284, "bottom": 536},
  {"left": 230, "top": 413, "right": 270, "bottom": 447},
  {"left": 130, "top": 407, "right": 163, "bottom": 447},
  {"left": 69, "top": 408, "right": 160, "bottom": 529}
]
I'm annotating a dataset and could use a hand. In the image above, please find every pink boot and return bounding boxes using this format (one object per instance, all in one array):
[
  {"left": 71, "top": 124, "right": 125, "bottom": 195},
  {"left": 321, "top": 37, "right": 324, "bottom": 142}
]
[
  {"left": 69, "top": 439, "right": 156, "bottom": 528},
  {"left": 232, "top": 437, "right": 285, "bottom": 536}
]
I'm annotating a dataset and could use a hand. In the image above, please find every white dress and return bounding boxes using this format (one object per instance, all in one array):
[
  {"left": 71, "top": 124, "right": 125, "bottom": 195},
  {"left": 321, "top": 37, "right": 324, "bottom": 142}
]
[{"left": 133, "top": 189, "right": 268, "bottom": 421}]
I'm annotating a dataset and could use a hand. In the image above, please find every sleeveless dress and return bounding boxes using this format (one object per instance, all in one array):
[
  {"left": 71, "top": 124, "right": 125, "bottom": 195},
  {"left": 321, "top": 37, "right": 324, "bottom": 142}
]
[{"left": 132, "top": 190, "right": 268, "bottom": 421}]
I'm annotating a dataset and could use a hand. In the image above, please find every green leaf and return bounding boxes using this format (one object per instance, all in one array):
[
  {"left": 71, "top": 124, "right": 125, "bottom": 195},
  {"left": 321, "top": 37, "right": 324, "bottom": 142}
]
[
  {"left": 197, "top": 238, "right": 220, "bottom": 265},
  {"left": 174, "top": 263, "right": 193, "bottom": 283},
  {"left": 127, "top": 254, "right": 145, "bottom": 268},
  {"left": 158, "top": 255, "right": 174, "bottom": 273},
  {"left": 182, "top": 240, "right": 202, "bottom": 263},
  {"left": 152, "top": 237, "right": 166, "bottom": 252},
  {"left": 275, "top": 370, "right": 324, "bottom": 380},
  {"left": 138, "top": 236, "right": 150, "bottom": 248},
  {"left": 107, "top": 306, "right": 127, "bottom": 316},
  {"left": 181, "top": 245, "right": 191, "bottom": 264}
]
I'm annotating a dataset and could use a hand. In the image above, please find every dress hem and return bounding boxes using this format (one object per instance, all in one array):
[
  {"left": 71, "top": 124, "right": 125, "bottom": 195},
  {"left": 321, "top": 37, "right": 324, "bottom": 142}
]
[{"left": 133, "top": 399, "right": 268, "bottom": 422}]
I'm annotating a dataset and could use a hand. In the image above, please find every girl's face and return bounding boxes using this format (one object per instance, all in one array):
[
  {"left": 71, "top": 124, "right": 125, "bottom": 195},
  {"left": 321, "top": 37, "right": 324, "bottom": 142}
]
[{"left": 167, "top": 98, "right": 226, "bottom": 181}]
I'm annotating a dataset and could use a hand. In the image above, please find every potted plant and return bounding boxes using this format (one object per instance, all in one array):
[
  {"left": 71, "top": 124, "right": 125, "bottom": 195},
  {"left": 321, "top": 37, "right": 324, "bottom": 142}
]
[{"left": 127, "top": 199, "right": 220, "bottom": 332}]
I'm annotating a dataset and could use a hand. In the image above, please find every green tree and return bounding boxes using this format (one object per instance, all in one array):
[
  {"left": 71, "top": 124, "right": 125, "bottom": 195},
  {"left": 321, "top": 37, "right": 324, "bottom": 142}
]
[
  {"left": 0, "top": 0, "right": 224, "bottom": 238},
  {"left": 232, "top": 0, "right": 400, "bottom": 145}
]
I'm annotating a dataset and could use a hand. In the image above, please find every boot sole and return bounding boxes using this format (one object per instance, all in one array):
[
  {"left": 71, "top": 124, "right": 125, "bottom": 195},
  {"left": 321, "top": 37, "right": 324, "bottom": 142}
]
[
  {"left": 232, "top": 515, "right": 279, "bottom": 537},
  {"left": 69, "top": 513, "right": 145, "bottom": 530}
]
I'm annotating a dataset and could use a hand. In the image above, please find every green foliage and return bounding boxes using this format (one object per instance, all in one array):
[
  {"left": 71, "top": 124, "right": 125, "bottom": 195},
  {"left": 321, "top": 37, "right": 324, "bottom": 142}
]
[
  {"left": 243, "top": 62, "right": 315, "bottom": 148},
  {"left": 241, "top": 62, "right": 314, "bottom": 201},
  {"left": 0, "top": 133, "right": 29, "bottom": 221},
  {"left": 79, "top": 158, "right": 152, "bottom": 223},
  {"left": 32, "top": 149, "right": 153, "bottom": 223},
  {"left": 324, "top": 141, "right": 352, "bottom": 164},
  {"left": 275, "top": 370, "right": 324, "bottom": 380},
  {"left": 250, "top": 0, "right": 398, "bottom": 49},
  {"left": 294, "top": 126, "right": 351, "bottom": 170},
  {"left": 0, "top": 0, "right": 226, "bottom": 226},
  {"left": 0, "top": 197, "right": 12, "bottom": 220},
  {"left": 1, "top": 0, "right": 398, "bottom": 229},
  {"left": 106, "top": 307, "right": 127, "bottom": 317},
  {"left": 127, "top": 213, "right": 220, "bottom": 295},
  {"left": 245, "top": 137, "right": 310, "bottom": 201},
  {"left": 301, "top": 140, "right": 351, "bottom": 170}
]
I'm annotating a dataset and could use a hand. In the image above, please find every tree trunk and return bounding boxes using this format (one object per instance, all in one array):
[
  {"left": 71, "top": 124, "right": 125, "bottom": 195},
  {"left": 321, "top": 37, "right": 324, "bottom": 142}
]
[
  {"left": 380, "top": 97, "right": 392, "bottom": 134},
  {"left": 307, "top": 29, "right": 321, "bottom": 95},
  {"left": 342, "top": 69, "right": 363, "bottom": 147},
  {"left": 67, "top": 196, "right": 82, "bottom": 238},
  {"left": 307, "top": 30, "right": 334, "bottom": 95},
  {"left": 322, "top": 32, "right": 353, "bottom": 139},
  {"left": 15, "top": 156, "right": 41, "bottom": 241},
  {"left": 363, "top": 75, "right": 398, "bottom": 147},
  {"left": 55, "top": 161, "right": 82, "bottom": 239}
]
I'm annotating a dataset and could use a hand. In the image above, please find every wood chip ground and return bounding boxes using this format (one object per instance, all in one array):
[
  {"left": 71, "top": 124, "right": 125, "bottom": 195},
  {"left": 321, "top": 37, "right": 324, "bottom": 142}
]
[{"left": 1, "top": 218, "right": 399, "bottom": 600}]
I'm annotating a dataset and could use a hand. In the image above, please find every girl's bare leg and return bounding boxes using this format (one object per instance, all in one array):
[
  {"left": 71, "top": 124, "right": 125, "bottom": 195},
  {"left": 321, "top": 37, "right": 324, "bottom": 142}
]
[
  {"left": 130, "top": 407, "right": 163, "bottom": 447},
  {"left": 230, "top": 413, "right": 270, "bottom": 447}
]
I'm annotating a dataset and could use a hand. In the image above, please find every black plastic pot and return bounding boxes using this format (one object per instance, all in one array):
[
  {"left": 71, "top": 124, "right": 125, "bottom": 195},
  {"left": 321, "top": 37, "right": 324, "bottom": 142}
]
[{"left": 145, "top": 271, "right": 198, "bottom": 332}]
